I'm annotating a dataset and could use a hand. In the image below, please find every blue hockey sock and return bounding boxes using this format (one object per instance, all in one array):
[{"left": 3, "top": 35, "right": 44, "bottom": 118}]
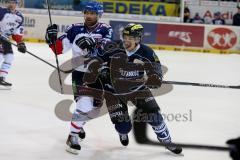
[
  {"left": 152, "top": 121, "right": 171, "bottom": 144},
  {"left": 115, "top": 121, "right": 132, "bottom": 134}
]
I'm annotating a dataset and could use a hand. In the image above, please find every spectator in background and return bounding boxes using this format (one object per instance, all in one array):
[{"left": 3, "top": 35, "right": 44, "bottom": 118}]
[
  {"left": 212, "top": 12, "right": 225, "bottom": 25},
  {"left": 189, "top": 12, "right": 205, "bottom": 24},
  {"left": 232, "top": 4, "right": 240, "bottom": 26},
  {"left": 184, "top": 3, "right": 190, "bottom": 22},
  {"left": 204, "top": 16, "right": 213, "bottom": 24}
]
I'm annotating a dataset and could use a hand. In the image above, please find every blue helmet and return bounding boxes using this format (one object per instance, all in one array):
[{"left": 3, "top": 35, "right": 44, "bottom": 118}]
[
  {"left": 8, "top": 0, "right": 19, "bottom": 3},
  {"left": 83, "top": 1, "right": 103, "bottom": 16}
]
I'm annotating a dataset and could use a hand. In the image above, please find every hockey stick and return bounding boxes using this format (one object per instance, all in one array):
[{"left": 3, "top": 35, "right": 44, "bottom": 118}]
[
  {"left": 0, "top": 34, "right": 72, "bottom": 74},
  {"left": 162, "top": 80, "right": 240, "bottom": 89},
  {"left": 46, "top": 0, "right": 63, "bottom": 94},
  {"left": 144, "top": 139, "right": 230, "bottom": 151},
  {"left": 132, "top": 114, "right": 230, "bottom": 152}
]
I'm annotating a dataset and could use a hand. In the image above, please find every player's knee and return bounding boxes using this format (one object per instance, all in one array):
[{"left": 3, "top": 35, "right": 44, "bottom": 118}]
[
  {"left": 75, "top": 96, "right": 94, "bottom": 113},
  {"left": 147, "top": 111, "right": 164, "bottom": 126},
  {"left": 137, "top": 97, "right": 160, "bottom": 113},
  {"left": 0, "top": 53, "right": 3, "bottom": 61},
  {"left": 3, "top": 53, "right": 14, "bottom": 64},
  {"left": 93, "top": 98, "right": 103, "bottom": 108},
  {"left": 115, "top": 121, "right": 132, "bottom": 134},
  {"left": 135, "top": 106, "right": 164, "bottom": 126}
]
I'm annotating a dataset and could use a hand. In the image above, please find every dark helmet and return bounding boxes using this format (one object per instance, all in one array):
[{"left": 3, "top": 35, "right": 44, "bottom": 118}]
[
  {"left": 237, "top": 3, "right": 240, "bottom": 9},
  {"left": 122, "top": 23, "right": 144, "bottom": 39}
]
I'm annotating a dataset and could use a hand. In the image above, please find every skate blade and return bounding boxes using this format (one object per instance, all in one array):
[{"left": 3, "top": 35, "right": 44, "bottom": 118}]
[
  {"left": 0, "top": 85, "right": 11, "bottom": 90},
  {"left": 65, "top": 145, "right": 79, "bottom": 155},
  {"left": 165, "top": 147, "right": 183, "bottom": 156}
]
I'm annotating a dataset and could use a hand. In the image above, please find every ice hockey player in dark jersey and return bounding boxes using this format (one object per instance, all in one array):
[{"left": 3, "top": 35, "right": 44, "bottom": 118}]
[
  {"left": 0, "top": 0, "right": 26, "bottom": 89},
  {"left": 45, "top": 1, "right": 113, "bottom": 154},
  {"left": 97, "top": 23, "right": 182, "bottom": 154}
]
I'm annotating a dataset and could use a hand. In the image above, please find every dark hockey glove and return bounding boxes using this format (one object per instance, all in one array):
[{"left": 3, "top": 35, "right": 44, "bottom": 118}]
[
  {"left": 75, "top": 36, "right": 96, "bottom": 51},
  {"left": 145, "top": 74, "right": 162, "bottom": 89},
  {"left": 99, "top": 66, "right": 111, "bottom": 84},
  {"left": 45, "top": 24, "right": 58, "bottom": 45},
  {"left": 227, "top": 137, "right": 240, "bottom": 160},
  {"left": 17, "top": 42, "right": 26, "bottom": 53},
  {"left": 82, "top": 58, "right": 102, "bottom": 84}
]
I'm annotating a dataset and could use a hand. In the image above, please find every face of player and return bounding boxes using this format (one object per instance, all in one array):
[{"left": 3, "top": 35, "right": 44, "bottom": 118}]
[
  {"left": 7, "top": 1, "right": 17, "bottom": 12},
  {"left": 122, "top": 35, "right": 140, "bottom": 52},
  {"left": 84, "top": 10, "right": 99, "bottom": 28}
]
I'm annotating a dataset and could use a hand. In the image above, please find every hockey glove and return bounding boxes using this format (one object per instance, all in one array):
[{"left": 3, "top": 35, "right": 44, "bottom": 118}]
[
  {"left": 145, "top": 74, "right": 162, "bottom": 89},
  {"left": 227, "top": 137, "right": 240, "bottom": 160},
  {"left": 99, "top": 67, "right": 111, "bottom": 84},
  {"left": 45, "top": 24, "right": 58, "bottom": 45},
  {"left": 17, "top": 42, "right": 26, "bottom": 53},
  {"left": 75, "top": 36, "right": 96, "bottom": 51}
]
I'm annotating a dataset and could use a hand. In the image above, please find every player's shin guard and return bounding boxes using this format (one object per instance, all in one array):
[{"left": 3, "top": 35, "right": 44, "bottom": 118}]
[
  {"left": 70, "top": 121, "right": 86, "bottom": 140},
  {"left": 70, "top": 108, "right": 87, "bottom": 140},
  {"left": 0, "top": 53, "right": 3, "bottom": 64},
  {"left": 152, "top": 121, "right": 171, "bottom": 144},
  {"left": 0, "top": 53, "right": 14, "bottom": 79}
]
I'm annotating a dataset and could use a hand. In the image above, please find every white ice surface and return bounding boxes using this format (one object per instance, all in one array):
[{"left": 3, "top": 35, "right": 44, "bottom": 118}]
[{"left": 0, "top": 43, "right": 240, "bottom": 160}]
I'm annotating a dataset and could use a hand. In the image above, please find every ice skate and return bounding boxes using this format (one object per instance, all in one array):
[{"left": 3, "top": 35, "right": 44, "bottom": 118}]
[
  {"left": 0, "top": 77, "right": 12, "bottom": 90},
  {"left": 66, "top": 134, "right": 81, "bottom": 154},
  {"left": 157, "top": 137, "right": 182, "bottom": 154},
  {"left": 119, "top": 134, "right": 129, "bottom": 146}
]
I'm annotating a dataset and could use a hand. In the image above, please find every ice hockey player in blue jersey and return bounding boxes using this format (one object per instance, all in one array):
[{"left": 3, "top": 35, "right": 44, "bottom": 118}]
[
  {"left": 0, "top": 0, "right": 26, "bottom": 89},
  {"left": 45, "top": 1, "right": 113, "bottom": 154},
  {"left": 96, "top": 23, "right": 182, "bottom": 154}
]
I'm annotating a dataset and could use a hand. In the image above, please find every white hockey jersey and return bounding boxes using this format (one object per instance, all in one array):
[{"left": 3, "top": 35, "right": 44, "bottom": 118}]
[
  {"left": 0, "top": 7, "right": 24, "bottom": 38},
  {"left": 53, "top": 22, "right": 113, "bottom": 72}
]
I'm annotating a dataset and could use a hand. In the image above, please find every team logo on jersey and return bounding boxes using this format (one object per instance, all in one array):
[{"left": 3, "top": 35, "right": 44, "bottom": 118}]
[
  {"left": 110, "top": 52, "right": 143, "bottom": 95},
  {"left": 119, "top": 69, "right": 140, "bottom": 78}
]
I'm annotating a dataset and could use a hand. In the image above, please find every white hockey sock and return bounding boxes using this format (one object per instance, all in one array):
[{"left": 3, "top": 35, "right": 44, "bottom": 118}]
[
  {"left": 0, "top": 53, "right": 3, "bottom": 63},
  {"left": 70, "top": 121, "right": 85, "bottom": 133},
  {"left": 0, "top": 53, "right": 14, "bottom": 79},
  {"left": 70, "top": 108, "right": 86, "bottom": 133}
]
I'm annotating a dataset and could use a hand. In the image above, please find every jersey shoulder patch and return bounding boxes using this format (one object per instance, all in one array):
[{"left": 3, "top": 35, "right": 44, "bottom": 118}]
[
  {"left": 140, "top": 44, "right": 154, "bottom": 54},
  {"left": 100, "top": 23, "right": 112, "bottom": 28},
  {"left": 139, "top": 44, "right": 157, "bottom": 60},
  {"left": 15, "top": 10, "right": 23, "bottom": 17},
  {"left": 65, "top": 23, "right": 83, "bottom": 33},
  {"left": 73, "top": 23, "right": 84, "bottom": 27}
]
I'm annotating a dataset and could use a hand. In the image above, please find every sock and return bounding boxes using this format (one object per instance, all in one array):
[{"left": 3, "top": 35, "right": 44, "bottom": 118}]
[
  {"left": 115, "top": 121, "right": 132, "bottom": 135},
  {"left": 151, "top": 121, "right": 172, "bottom": 144},
  {"left": 0, "top": 54, "right": 14, "bottom": 79}
]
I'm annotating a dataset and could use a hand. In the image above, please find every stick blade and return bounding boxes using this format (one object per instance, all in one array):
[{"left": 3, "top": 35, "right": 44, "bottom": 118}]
[
  {"left": 229, "top": 85, "right": 240, "bottom": 89},
  {"left": 0, "top": 85, "right": 11, "bottom": 90}
]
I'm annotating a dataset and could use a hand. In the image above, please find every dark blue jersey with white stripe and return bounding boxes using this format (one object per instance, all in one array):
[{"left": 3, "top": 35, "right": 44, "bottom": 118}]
[{"left": 98, "top": 41, "right": 162, "bottom": 93}]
